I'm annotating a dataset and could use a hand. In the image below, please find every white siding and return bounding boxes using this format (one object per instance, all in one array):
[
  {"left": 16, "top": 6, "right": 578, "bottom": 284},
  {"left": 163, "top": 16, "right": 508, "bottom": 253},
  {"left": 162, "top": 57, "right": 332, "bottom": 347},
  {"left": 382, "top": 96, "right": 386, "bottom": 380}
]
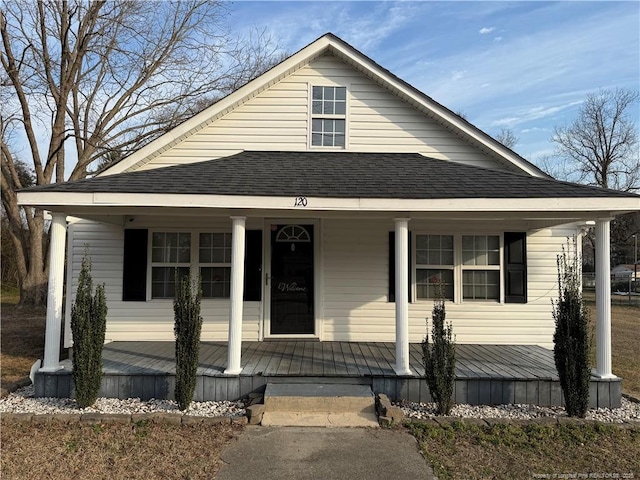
[
  {"left": 66, "top": 217, "right": 576, "bottom": 348},
  {"left": 138, "top": 54, "right": 508, "bottom": 172},
  {"left": 64, "top": 219, "right": 260, "bottom": 343},
  {"left": 321, "top": 219, "right": 578, "bottom": 348}
]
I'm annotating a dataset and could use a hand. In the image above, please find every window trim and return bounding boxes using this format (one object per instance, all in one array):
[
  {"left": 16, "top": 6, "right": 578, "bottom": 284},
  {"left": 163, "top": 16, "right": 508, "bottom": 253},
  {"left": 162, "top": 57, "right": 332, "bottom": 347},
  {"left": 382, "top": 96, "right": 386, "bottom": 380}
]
[
  {"left": 460, "top": 234, "right": 502, "bottom": 302},
  {"left": 412, "top": 232, "right": 505, "bottom": 304},
  {"left": 414, "top": 234, "right": 455, "bottom": 301},
  {"left": 198, "top": 232, "right": 233, "bottom": 299},
  {"left": 149, "top": 231, "right": 193, "bottom": 300},
  {"left": 147, "top": 228, "right": 234, "bottom": 301},
  {"left": 308, "top": 83, "right": 349, "bottom": 149}
]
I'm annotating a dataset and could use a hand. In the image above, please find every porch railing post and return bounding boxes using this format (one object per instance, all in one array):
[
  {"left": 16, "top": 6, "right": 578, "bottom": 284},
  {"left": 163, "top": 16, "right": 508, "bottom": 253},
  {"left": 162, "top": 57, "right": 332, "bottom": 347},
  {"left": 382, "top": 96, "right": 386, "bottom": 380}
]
[
  {"left": 595, "top": 218, "right": 615, "bottom": 378},
  {"left": 225, "top": 216, "right": 246, "bottom": 375},
  {"left": 394, "top": 217, "right": 412, "bottom": 376},
  {"left": 40, "top": 213, "right": 67, "bottom": 372}
]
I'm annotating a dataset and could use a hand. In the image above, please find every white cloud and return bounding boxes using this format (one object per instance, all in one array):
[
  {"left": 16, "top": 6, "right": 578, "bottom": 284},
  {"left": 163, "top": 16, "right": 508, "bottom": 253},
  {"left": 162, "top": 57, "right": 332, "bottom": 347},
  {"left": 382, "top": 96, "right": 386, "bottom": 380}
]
[
  {"left": 451, "top": 70, "right": 466, "bottom": 81},
  {"left": 521, "top": 127, "right": 549, "bottom": 134},
  {"left": 492, "top": 100, "right": 583, "bottom": 127},
  {"left": 493, "top": 36, "right": 503, "bottom": 42},
  {"left": 479, "top": 27, "right": 495, "bottom": 34}
]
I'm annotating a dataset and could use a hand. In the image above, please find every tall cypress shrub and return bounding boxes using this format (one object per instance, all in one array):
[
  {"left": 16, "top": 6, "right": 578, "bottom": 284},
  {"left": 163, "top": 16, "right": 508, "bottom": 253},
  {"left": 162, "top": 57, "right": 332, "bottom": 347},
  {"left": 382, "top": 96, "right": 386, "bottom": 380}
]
[
  {"left": 173, "top": 271, "right": 203, "bottom": 411},
  {"left": 422, "top": 295, "right": 456, "bottom": 415},
  {"left": 71, "top": 254, "right": 107, "bottom": 408},
  {"left": 552, "top": 238, "right": 591, "bottom": 418}
]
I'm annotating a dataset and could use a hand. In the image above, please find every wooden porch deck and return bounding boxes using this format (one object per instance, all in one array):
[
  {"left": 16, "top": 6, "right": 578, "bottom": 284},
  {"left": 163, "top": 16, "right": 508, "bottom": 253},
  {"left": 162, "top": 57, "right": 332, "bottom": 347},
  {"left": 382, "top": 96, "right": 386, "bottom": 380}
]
[{"left": 35, "top": 341, "right": 621, "bottom": 408}]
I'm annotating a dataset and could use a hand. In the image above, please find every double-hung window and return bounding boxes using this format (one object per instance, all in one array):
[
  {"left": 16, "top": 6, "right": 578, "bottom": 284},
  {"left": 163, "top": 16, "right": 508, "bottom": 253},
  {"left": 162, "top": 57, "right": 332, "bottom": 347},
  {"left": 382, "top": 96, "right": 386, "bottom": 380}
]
[
  {"left": 150, "top": 231, "right": 232, "bottom": 299},
  {"left": 412, "top": 233, "right": 503, "bottom": 303},
  {"left": 199, "top": 233, "right": 232, "bottom": 299},
  {"left": 415, "top": 235, "right": 454, "bottom": 300},
  {"left": 151, "top": 232, "right": 191, "bottom": 298},
  {"left": 461, "top": 235, "right": 501, "bottom": 301},
  {"left": 311, "top": 86, "right": 346, "bottom": 148}
]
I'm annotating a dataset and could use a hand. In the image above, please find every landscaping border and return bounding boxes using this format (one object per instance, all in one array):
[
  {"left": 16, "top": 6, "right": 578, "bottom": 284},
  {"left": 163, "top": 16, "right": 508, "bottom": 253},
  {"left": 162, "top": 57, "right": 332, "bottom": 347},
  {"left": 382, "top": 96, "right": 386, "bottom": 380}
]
[{"left": 0, "top": 411, "right": 248, "bottom": 425}]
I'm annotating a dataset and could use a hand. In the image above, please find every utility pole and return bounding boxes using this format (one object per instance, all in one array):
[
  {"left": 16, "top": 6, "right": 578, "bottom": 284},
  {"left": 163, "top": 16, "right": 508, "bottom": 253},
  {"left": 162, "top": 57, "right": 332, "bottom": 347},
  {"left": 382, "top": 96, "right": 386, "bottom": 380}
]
[{"left": 634, "top": 234, "right": 638, "bottom": 298}]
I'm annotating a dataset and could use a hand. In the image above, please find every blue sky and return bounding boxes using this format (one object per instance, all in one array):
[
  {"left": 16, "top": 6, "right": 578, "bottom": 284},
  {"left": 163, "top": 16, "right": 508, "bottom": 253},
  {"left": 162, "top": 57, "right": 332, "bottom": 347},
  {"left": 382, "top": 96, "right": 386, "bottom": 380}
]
[{"left": 229, "top": 1, "right": 640, "bottom": 164}]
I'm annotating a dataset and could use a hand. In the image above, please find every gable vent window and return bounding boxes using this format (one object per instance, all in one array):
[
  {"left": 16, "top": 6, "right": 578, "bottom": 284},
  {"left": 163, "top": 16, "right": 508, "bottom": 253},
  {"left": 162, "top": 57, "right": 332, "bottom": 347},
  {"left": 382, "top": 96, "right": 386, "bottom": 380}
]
[{"left": 311, "top": 86, "right": 346, "bottom": 148}]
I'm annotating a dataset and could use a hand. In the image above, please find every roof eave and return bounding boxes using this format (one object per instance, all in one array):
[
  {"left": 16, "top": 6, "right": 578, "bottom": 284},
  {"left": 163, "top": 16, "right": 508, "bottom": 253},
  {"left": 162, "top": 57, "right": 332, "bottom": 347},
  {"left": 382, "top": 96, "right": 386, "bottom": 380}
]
[{"left": 17, "top": 190, "right": 640, "bottom": 216}]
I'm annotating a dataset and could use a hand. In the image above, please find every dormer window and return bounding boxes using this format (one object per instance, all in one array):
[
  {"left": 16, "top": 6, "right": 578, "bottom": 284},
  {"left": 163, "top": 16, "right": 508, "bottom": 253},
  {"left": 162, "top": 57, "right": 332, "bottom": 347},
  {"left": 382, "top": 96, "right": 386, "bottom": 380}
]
[{"left": 311, "top": 86, "right": 346, "bottom": 148}]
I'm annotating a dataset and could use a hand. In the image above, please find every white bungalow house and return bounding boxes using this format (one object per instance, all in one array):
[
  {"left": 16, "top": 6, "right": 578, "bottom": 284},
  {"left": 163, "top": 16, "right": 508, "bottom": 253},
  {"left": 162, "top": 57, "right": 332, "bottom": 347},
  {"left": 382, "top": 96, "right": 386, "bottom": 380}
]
[{"left": 18, "top": 34, "right": 639, "bottom": 405}]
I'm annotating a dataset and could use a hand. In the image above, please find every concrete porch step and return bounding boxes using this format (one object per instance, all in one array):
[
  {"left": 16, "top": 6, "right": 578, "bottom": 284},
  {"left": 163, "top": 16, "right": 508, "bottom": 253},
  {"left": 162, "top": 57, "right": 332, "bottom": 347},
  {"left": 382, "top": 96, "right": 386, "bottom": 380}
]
[{"left": 261, "top": 383, "right": 379, "bottom": 427}]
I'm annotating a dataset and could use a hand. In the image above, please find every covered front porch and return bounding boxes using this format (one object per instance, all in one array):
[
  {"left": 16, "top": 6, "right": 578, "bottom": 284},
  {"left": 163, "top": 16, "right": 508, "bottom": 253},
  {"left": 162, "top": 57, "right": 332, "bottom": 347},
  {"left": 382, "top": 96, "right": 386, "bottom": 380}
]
[
  {"left": 18, "top": 151, "right": 638, "bottom": 409},
  {"left": 34, "top": 341, "right": 621, "bottom": 408}
]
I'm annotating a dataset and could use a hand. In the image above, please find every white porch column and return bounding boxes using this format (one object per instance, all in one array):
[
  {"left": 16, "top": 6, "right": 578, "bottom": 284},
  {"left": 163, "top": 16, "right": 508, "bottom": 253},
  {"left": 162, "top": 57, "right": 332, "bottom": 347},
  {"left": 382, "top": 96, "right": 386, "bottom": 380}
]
[
  {"left": 225, "top": 216, "right": 246, "bottom": 375},
  {"left": 40, "top": 213, "right": 67, "bottom": 372},
  {"left": 394, "top": 218, "right": 412, "bottom": 376},
  {"left": 595, "top": 218, "right": 615, "bottom": 378}
]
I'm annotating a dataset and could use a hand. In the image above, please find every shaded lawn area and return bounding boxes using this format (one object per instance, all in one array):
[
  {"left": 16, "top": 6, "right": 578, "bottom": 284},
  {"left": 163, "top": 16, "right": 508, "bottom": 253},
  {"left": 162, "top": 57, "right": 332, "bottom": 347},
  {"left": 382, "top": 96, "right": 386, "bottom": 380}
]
[
  {"left": 0, "top": 296, "right": 46, "bottom": 395},
  {"left": 0, "top": 420, "right": 243, "bottom": 480},
  {"left": 409, "top": 421, "right": 640, "bottom": 480}
]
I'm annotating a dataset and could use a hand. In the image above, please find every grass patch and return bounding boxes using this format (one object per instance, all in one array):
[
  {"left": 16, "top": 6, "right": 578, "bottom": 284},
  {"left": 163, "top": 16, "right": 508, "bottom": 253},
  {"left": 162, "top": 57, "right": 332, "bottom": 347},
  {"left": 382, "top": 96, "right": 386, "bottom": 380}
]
[
  {"left": 0, "top": 419, "right": 243, "bottom": 480},
  {"left": 408, "top": 421, "right": 640, "bottom": 480},
  {"left": 1, "top": 286, "right": 20, "bottom": 305},
  {"left": 0, "top": 302, "right": 46, "bottom": 394},
  {"left": 608, "top": 304, "right": 640, "bottom": 399},
  {"left": 582, "top": 300, "right": 640, "bottom": 399}
]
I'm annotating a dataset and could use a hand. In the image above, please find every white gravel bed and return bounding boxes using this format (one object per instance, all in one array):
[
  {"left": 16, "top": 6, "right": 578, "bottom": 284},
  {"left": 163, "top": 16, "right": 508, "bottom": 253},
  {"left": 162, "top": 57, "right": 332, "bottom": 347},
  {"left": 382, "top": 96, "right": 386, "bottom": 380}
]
[
  {"left": 0, "top": 385, "right": 246, "bottom": 417},
  {"left": 395, "top": 398, "right": 640, "bottom": 424}
]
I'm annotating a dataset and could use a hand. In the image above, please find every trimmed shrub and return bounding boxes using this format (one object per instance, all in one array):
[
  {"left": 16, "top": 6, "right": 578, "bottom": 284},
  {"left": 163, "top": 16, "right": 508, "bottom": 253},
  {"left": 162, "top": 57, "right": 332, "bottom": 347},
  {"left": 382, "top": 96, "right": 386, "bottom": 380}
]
[
  {"left": 71, "top": 254, "right": 108, "bottom": 408},
  {"left": 173, "top": 271, "right": 203, "bottom": 411},
  {"left": 422, "top": 296, "right": 456, "bottom": 415},
  {"left": 552, "top": 237, "right": 591, "bottom": 418}
]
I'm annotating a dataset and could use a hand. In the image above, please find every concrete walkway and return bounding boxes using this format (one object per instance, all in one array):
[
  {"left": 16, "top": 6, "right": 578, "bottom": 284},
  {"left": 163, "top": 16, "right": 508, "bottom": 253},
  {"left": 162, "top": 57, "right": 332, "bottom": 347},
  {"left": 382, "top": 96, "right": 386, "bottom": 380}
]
[{"left": 216, "top": 426, "right": 437, "bottom": 480}]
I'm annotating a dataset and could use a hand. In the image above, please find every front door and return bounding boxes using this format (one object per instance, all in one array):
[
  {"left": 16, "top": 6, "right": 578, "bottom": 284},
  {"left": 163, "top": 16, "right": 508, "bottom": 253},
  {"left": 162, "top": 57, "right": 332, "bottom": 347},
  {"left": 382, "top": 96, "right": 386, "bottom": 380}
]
[{"left": 270, "top": 224, "right": 314, "bottom": 335}]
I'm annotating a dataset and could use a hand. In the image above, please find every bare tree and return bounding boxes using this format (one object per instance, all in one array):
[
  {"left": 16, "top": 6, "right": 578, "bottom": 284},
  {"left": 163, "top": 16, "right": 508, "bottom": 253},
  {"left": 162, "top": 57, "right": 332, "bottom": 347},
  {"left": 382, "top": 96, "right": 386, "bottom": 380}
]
[
  {"left": 552, "top": 88, "right": 639, "bottom": 192},
  {"left": 546, "top": 88, "right": 640, "bottom": 269},
  {"left": 494, "top": 127, "right": 519, "bottom": 150},
  {"left": 1, "top": 1, "right": 282, "bottom": 306}
]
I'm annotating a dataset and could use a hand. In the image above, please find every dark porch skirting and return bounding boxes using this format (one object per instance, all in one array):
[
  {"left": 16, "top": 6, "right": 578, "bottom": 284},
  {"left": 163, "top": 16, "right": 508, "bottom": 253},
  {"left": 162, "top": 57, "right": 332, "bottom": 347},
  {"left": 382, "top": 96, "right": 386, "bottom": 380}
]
[{"left": 35, "top": 342, "right": 622, "bottom": 409}]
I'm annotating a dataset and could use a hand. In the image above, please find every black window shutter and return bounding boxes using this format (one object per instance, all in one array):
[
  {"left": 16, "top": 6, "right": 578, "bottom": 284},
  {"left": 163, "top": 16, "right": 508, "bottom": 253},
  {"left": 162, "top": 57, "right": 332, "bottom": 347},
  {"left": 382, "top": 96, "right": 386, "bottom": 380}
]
[
  {"left": 388, "top": 231, "right": 412, "bottom": 303},
  {"left": 243, "top": 230, "right": 263, "bottom": 301},
  {"left": 504, "top": 232, "right": 527, "bottom": 303},
  {"left": 123, "top": 229, "right": 148, "bottom": 301}
]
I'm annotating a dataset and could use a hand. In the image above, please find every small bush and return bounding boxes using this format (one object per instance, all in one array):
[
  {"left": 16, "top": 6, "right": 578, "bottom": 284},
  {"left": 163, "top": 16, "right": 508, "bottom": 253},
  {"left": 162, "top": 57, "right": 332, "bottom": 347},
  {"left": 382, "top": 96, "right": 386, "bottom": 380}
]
[
  {"left": 173, "top": 271, "right": 203, "bottom": 411},
  {"left": 422, "top": 296, "right": 456, "bottom": 415},
  {"left": 71, "top": 253, "right": 107, "bottom": 408},
  {"left": 552, "top": 238, "right": 590, "bottom": 418}
]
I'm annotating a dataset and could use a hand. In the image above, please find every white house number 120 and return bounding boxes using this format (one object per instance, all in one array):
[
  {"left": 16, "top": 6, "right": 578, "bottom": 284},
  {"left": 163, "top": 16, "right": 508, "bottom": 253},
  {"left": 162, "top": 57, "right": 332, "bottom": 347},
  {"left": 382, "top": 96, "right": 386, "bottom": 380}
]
[{"left": 294, "top": 196, "right": 308, "bottom": 207}]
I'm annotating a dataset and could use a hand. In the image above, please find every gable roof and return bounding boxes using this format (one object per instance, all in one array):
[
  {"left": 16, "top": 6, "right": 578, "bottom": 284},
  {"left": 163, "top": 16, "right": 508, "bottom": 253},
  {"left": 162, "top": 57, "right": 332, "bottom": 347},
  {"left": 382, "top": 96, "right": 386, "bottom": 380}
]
[
  {"left": 27, "top": 151, "right": 636, "bottom": 200},
  {"left": 100, "top": 33, "right": 548, "bottom": 178}
]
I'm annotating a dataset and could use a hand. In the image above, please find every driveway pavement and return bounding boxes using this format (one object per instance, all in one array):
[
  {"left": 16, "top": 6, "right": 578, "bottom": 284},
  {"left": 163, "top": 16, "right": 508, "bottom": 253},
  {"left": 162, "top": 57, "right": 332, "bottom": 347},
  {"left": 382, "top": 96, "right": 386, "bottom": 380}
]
[{"left": 216, "top": 426, "right": 437, "bottom": 480}]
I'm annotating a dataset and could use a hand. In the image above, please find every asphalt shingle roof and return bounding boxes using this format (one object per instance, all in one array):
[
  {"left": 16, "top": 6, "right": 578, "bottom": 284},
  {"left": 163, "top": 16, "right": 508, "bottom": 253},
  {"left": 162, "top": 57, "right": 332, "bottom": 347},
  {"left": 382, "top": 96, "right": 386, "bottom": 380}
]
[{"left": 25, "top": 151, "right": 637, "bottom": 199}]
